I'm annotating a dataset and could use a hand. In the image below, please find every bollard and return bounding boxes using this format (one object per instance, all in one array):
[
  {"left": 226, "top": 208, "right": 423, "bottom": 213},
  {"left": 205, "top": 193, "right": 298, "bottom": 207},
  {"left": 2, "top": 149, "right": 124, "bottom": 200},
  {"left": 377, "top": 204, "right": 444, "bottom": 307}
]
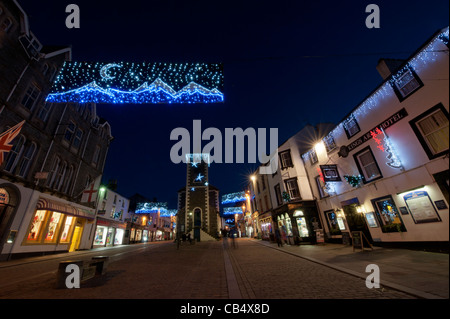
[
  {"left": 91, "top": 256, "right": 109, "bottom": 276},
  {"left": 55, "top": 260, "right": 84, "bottom": 289}
]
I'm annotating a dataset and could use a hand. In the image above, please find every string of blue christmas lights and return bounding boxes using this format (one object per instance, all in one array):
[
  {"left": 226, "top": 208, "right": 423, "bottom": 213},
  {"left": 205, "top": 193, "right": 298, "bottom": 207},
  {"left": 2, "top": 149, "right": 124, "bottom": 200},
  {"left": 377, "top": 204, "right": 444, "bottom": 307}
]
[
  {"left": 47, "top": 62, "right": 224, "bottom": 104},
  {"left": 223, "top": 207, "right": 244, "bottom": 215},
  {"left": 301, "top": 27, "right": 449, "bottom": 164},
  {"left": 221, "top": 191, "right": 247, "bottom": 204}
]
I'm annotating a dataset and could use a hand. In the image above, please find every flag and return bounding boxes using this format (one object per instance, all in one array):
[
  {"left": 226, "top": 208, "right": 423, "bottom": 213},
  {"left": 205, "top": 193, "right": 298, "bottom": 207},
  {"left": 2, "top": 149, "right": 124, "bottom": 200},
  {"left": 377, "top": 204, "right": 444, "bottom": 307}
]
[
  {"left": 81, "top": 175, "right": 102, "bottom": 203},
  {"left": 0, "top": 120, "right": 25, "bottom": 166}
]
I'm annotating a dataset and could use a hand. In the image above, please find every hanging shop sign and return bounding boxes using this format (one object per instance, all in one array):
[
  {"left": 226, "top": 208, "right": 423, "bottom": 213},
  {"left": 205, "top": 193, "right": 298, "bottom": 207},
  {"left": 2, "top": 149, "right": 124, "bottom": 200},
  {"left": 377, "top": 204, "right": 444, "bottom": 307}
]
[
  {"left": 320, "top": 165, "right": 342, "bottom": 182},
  {"left": 338, "top": 108, "right": 408, "bottom": 157}
]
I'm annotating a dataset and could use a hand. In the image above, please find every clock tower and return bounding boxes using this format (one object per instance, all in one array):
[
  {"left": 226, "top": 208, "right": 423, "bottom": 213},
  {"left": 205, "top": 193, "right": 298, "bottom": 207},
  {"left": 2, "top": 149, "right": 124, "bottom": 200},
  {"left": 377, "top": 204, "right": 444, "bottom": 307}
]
[{"left": 178, "top": 153, "right": 220, "bottom": 242}]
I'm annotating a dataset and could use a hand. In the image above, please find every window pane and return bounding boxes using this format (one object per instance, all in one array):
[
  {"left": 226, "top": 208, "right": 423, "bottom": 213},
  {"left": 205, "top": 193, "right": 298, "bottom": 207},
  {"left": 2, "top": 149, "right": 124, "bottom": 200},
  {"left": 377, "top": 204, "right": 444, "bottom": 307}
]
[
  {"left": 417, "top": 110, "right": 449, "bottom": 154},
  {"left": 18, "top": 143, "right": 36, "bottom": 177},
  {"left": 396, "top": 70, "right": 420, "bottom": 97},
  {"left": 4, "top": 136, "right": 25, "bottom": 172},
  {"left": 60, "top": 216, "right": 74, "bottom": 242},
  {"left": 45, "top": 212, "right": 62, "bottom": 241},
  {"left": 358, "top": 150, "right": 381, "bottom": 180},
  {"left": 27, "top": 210, "right": 47, "bottom": 241}
]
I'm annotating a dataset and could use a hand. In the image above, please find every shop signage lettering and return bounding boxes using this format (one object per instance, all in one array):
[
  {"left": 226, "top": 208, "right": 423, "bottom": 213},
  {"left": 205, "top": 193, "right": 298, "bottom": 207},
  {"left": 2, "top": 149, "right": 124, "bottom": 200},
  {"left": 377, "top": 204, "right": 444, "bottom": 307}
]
[{"left": 339, "top": 108, "right": 408, "bottom": 157}]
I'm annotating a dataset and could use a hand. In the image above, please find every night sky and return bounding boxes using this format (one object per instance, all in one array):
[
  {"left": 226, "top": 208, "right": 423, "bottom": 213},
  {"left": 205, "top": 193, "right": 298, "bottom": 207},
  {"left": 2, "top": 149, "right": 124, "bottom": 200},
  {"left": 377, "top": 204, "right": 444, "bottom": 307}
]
[{"left": 18, "top": 0, "right": 449, "bottom": 209}]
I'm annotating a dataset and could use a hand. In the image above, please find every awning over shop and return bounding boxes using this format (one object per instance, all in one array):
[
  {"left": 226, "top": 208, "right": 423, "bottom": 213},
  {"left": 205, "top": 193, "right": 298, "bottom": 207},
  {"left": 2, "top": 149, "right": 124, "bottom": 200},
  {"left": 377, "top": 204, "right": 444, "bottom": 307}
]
[{"left": 36, "top": 197, "right": 96, "bottom": 220}]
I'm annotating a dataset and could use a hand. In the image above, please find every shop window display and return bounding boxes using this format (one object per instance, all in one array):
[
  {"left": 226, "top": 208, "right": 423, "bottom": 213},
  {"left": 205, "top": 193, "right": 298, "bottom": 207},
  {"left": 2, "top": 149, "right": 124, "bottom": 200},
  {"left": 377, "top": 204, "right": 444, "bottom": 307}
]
[
  {"left": 371, "top": 195, "right": 406, "bottom": 232},
  {"left": 94, "top": 226, "right": 107, "bottom": 245},
  {"left": 44, "top": 212, "right": 62, "bottom": 242},
  {"left": 27, "top": 210, "right": 47, "bottom": 241},
  {"left": 115, "top": 228, "right": 124, "bottom": 245},
  {"left": 106, "top": 227, "right": 115, "bottom": 246},
  {"left": 60, "top": 216, "right": 75, "bottom": 243}
]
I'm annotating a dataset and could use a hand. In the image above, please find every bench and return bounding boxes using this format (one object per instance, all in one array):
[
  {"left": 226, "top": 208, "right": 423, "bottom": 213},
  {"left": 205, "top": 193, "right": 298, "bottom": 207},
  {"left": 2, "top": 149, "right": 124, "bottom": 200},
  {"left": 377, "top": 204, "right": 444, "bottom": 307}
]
[{"left": 56, "top": 256, "right": 109, "bottom": 288}]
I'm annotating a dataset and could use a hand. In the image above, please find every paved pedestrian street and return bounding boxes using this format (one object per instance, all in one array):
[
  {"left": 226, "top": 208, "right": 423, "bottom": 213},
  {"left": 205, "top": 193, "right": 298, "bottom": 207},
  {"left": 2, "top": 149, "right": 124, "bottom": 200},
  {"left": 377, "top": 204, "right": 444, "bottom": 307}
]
[
  {"left": 0, "top": 238, "right": 428, "bottom": 300},
  {"left": 224, "top": 239, "right": 415, "bottom": 299}
]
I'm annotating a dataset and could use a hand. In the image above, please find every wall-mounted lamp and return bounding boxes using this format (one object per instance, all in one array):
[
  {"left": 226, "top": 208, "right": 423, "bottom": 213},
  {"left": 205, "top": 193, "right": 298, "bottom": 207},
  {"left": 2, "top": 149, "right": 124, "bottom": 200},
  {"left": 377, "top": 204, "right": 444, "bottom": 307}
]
[
  {"left": 335, "top": 209, "right": 344, "bottom": 218},
  {"left": 356, "top": 206, "right": 366, "bottom": 214},
  {"left": 314, "top": 141, "right": 327, "bottom": 155}
]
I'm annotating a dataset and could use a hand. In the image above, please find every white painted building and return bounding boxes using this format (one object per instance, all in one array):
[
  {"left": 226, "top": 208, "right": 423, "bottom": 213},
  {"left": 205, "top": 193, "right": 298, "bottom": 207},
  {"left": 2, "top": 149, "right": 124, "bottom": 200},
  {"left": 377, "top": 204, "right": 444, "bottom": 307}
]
[
  {"left": 93, "top": 188, "right": 130, "bottom": 247},
  {"left": 301, "top": 27, "right": 449, "bottom": 250}
]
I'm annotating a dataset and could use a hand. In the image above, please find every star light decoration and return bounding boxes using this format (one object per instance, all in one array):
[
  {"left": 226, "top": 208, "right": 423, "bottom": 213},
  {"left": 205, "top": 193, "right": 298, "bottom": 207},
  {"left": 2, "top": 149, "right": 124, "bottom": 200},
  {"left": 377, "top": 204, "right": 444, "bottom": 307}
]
[
  {"left": 46, "top": 62, "right": 224, "bottom": 104},
  {"left": 195, "top": 173, "right": 204, "bottom": 182},
  {"left": 301, "top": 27, "right": 449, "bottom": 163}
]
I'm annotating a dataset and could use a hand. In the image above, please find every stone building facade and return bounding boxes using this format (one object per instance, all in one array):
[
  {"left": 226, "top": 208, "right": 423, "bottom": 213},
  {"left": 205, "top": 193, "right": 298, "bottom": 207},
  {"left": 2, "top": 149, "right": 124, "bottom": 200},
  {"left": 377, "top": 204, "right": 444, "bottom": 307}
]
[{"left": 0, "top": 0, "right": 113, "bottom": 260}]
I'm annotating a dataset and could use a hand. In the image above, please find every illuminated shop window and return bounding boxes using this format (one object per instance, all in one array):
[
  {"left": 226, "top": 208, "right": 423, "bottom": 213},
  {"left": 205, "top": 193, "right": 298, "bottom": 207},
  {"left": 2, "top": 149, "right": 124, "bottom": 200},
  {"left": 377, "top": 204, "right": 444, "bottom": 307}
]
[
  {"left": 44, "top": 212, "right": 62, "bottom": 242},
  {"left": 60, "top": 216, "right": 75, "bottom": 243},
  {"left": 371, "top": 195, "right": 406, "bottom": 233},
  {"left": 27, "top": 210, "right": 47, "bottom": 241}
]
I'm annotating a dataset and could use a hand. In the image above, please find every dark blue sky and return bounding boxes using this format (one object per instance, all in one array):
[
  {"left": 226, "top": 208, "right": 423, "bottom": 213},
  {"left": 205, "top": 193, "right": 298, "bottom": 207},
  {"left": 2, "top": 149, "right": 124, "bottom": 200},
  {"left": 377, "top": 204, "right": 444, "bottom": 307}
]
[{"left": 19, "top": 0, "right": 449, "bottom": 208}]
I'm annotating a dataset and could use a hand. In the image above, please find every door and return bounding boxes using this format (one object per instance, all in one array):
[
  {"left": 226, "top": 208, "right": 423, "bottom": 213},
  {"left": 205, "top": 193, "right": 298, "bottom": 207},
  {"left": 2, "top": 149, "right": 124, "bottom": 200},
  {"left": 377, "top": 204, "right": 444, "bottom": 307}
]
[
  {"left": 69, "top": 226, "right": 82, "bottom": 252},
  {"left": 296, "top": 217, "right": 310, "bottom": 237},
  {"left": 343, "top": 204, "right": 373, "bottom": 243},
  {"left": 194, "top": 208, "right": 201, "bottom": 241}
]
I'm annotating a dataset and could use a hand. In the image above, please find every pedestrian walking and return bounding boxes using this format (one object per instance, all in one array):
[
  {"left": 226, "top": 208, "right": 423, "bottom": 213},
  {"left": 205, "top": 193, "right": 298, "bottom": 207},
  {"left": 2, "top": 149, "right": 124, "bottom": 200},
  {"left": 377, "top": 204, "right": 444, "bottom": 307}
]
[{"left": 275, "top": 228, "right": 283, "bottom": 247}]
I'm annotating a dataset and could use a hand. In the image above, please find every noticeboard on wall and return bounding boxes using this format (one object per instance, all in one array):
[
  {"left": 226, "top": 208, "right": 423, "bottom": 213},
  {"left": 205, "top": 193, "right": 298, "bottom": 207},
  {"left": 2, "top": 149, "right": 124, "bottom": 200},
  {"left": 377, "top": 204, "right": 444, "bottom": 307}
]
[{"left": 403, "top": 191, "right": 441, "bottom": 224}]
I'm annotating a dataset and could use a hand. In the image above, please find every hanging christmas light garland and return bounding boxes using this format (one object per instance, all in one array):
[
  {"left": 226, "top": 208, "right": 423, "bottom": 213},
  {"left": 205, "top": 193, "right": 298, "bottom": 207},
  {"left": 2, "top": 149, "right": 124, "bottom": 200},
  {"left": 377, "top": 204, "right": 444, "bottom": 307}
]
[{"left": 46, "top": 62, "right": 224, "bottom": 104}]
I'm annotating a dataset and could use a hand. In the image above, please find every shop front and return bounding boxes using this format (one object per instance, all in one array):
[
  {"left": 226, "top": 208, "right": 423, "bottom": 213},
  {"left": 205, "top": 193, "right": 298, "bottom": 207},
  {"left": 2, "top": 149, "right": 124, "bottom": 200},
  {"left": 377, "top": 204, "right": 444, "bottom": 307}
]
[
  {"left": 258, "top": 211, "right": 273, "bottom": 241},
  {"left": 273, "top": 201, "right": 321, "bottom": 245},
  {"left": 251, "top": 211, "right": 259, "bottom": 238},
  {"left": 94, "top": 217, "right": 127, "bottom": 247},
  {"left": 22, "top": 197, "right": 96, "bottom": 253}
]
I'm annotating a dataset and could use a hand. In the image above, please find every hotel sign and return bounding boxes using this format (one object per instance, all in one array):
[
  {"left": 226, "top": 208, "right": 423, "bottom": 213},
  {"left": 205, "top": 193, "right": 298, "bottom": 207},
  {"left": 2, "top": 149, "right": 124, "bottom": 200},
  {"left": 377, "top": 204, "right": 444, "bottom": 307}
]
[{"left": 338, "top": 108, "right": 408, "bottom": 157}]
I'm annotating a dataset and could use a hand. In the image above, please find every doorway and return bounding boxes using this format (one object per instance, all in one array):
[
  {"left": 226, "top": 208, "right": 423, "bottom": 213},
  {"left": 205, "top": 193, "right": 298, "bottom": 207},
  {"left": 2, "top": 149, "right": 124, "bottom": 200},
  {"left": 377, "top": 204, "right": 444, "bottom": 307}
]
[
  {"left": 194, "top": 208, "right": 201, "bottom": 241},
  {"left": 343, "top": 203, "right": 373, "bottom": 243},
  {"left": 69, "top": 226, "right": 82, "bottom": 252}
]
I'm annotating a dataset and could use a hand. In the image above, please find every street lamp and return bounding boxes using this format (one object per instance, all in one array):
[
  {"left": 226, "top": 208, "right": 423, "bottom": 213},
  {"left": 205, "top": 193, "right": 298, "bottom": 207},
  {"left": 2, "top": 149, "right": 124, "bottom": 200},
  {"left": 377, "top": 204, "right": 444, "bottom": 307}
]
[{"left": 251, "top": 175, "right": 256, "bottom": 182}]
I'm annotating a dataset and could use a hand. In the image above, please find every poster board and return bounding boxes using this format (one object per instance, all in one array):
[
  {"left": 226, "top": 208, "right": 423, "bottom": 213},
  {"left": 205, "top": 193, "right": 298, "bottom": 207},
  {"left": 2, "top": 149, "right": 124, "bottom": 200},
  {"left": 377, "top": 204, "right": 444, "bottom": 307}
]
[
  {"left": 341, "top": 232, "right": 351, "bottom": 246},
  {"left": 315, "top": 229, "right": 325, "bottom": 244},
  {"left": 352, "top": 231, "right": 373, "bottom": 251},
  {"left": 404, "top": 191, "right": 441, "bottom": 224},
  {"left": 352, "top": 231, "right": 363, "bottom": 251}
]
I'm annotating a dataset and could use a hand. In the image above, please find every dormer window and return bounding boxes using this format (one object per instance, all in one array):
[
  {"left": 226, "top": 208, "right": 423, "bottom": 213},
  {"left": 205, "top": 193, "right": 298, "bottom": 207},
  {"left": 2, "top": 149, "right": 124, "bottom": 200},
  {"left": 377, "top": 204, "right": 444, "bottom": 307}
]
[{"left": 390, "top": 66, "right": 423, "bottom": 101}]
